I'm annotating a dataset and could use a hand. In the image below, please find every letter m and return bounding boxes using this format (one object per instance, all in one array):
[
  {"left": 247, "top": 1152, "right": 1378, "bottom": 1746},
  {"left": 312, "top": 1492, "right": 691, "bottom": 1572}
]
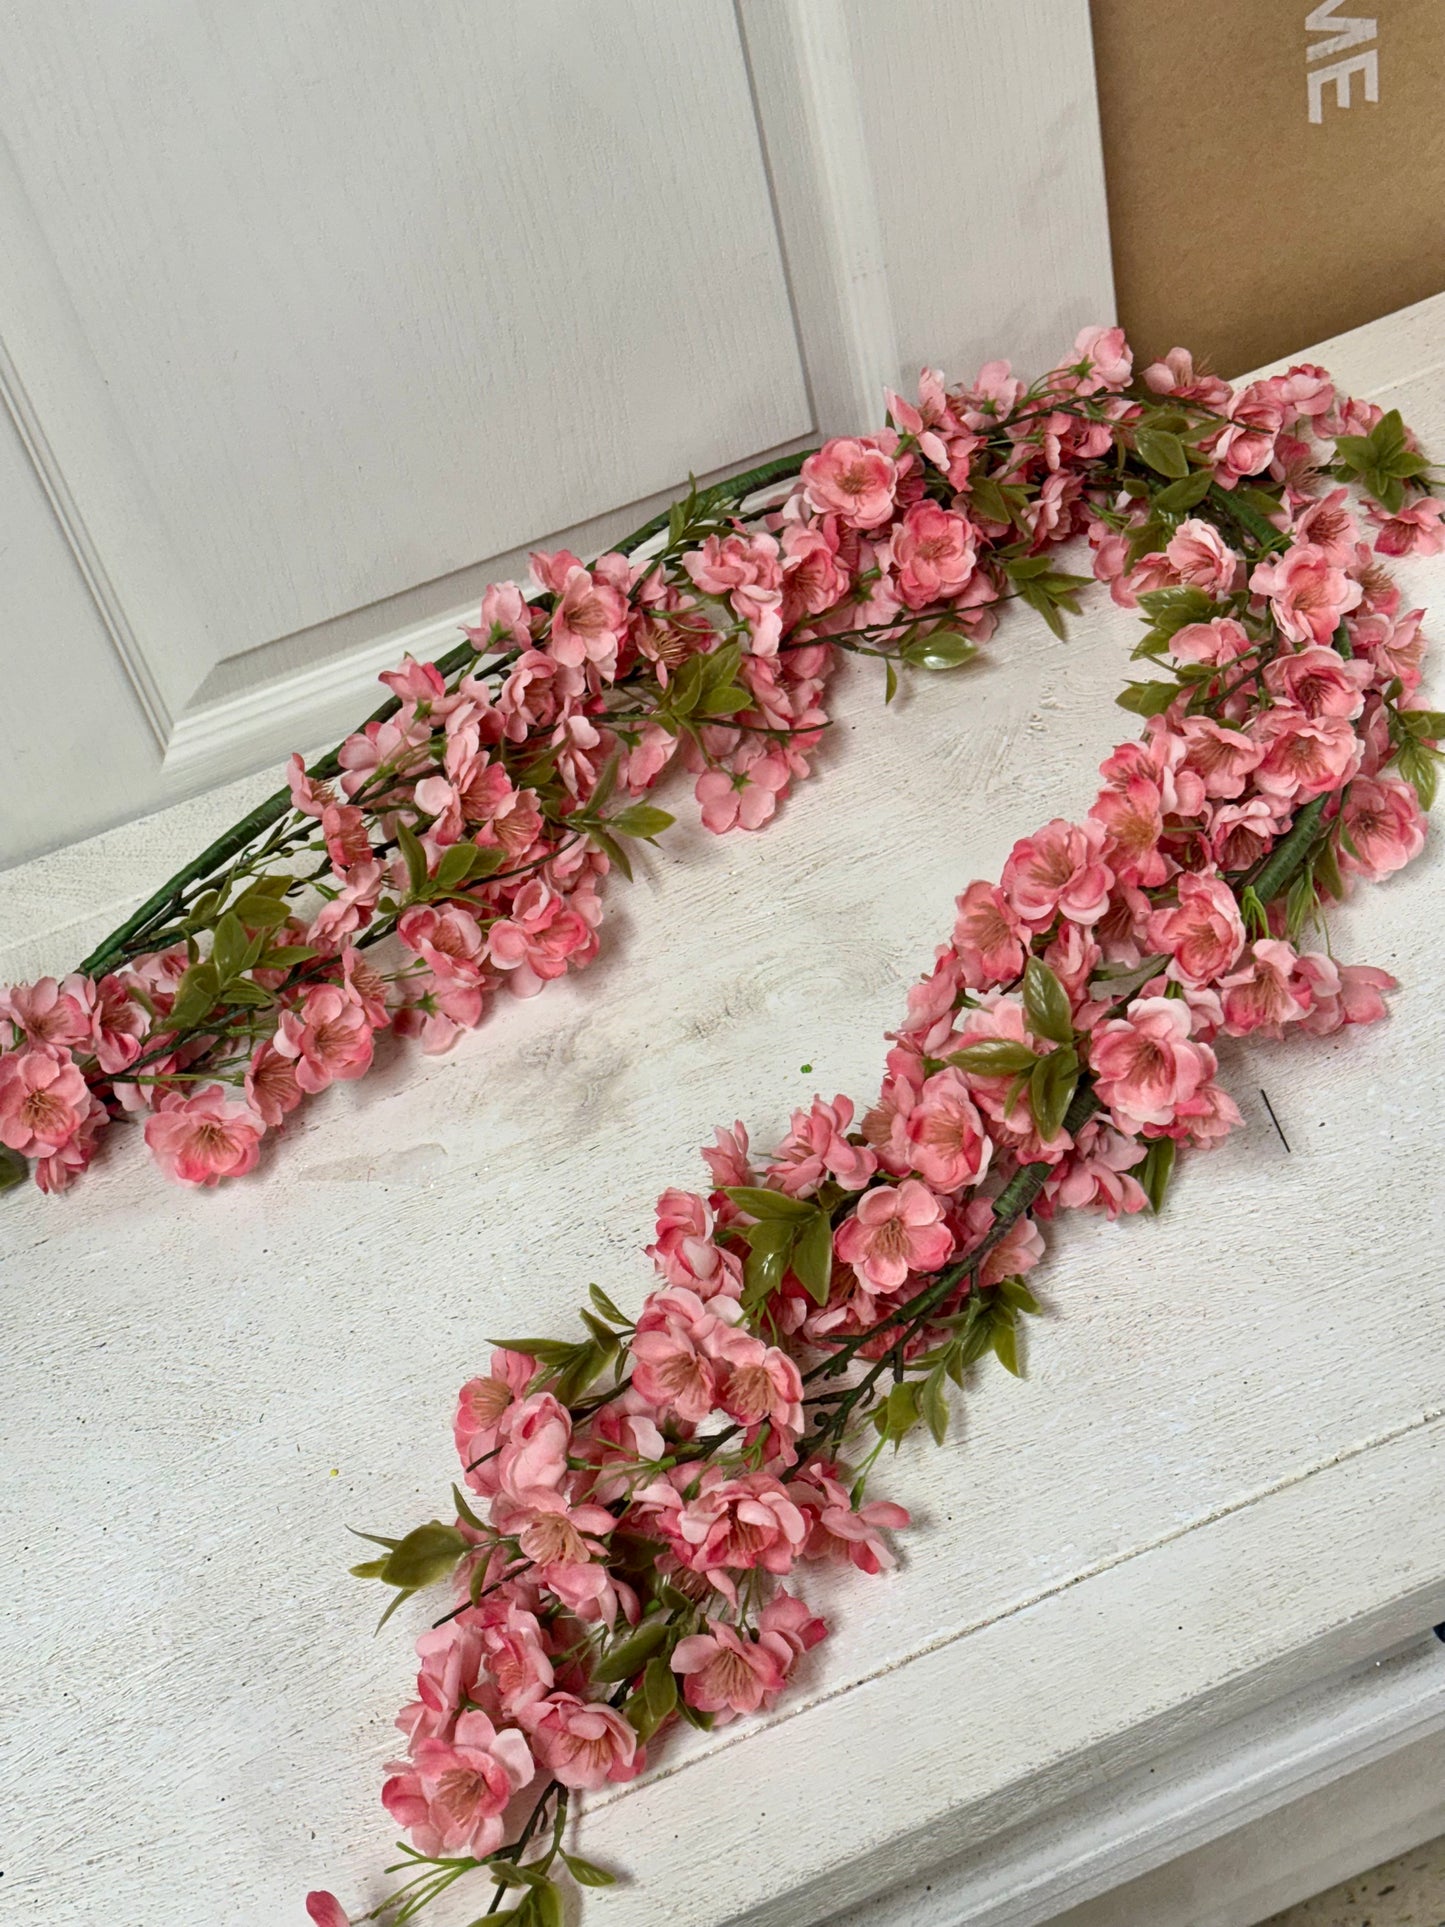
[{"left": 1305, "top": 2, "right": 1377, "bottom": 60}]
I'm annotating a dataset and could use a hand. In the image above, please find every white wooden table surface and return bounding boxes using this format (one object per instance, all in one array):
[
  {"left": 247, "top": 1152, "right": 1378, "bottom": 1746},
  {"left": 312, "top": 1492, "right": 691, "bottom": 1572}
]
[{"left": 3, "top": 300, "right": 1444, "bottom": 1927}]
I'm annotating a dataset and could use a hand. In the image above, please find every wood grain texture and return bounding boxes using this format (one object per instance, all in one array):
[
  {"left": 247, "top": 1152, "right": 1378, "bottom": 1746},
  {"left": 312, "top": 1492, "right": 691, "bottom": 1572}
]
[{"left": 1, "top": 299, "right": 1443, "bottom": 1926}]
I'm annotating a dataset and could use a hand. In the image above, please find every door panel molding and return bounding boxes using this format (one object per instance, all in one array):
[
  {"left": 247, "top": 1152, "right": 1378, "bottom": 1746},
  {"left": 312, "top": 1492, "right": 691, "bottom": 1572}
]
[{"left": 0, "top": 0, "right": 1113, "bottom": 858}]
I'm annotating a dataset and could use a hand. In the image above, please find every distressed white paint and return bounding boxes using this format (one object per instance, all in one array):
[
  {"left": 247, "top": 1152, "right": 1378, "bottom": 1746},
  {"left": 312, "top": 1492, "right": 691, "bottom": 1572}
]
[
  {"left": 0, "top": 0, "right": 1112, "bottom": 864},
  {"left": 1, "top": 298, "right": 1443, "bottom": 1925}
]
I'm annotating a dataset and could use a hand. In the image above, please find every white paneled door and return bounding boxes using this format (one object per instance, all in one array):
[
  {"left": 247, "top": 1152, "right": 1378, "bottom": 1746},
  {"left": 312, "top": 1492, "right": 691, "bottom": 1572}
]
[{"left": 0, "top": 0, "right": 1113, "bottom": 866}]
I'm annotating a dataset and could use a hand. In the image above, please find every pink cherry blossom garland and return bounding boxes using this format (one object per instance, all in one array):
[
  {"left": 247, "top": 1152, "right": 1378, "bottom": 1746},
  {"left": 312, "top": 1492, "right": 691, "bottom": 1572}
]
[
  {"left": 3, "top": 360, "right": 1114, "bottom": 1197},
  {"left": 307, "top": 337, "right": 1441, "bottom": 1927}
]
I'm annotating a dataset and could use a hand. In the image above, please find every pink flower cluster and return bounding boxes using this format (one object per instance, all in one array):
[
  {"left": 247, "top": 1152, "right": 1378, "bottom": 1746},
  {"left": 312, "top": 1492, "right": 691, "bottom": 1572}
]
[
  {"left": 6, "top": 359, "right": 1094, "bottom": 1195},
  {"left": 312, "top": 330, "right": 1437, "bottom": 1924}
]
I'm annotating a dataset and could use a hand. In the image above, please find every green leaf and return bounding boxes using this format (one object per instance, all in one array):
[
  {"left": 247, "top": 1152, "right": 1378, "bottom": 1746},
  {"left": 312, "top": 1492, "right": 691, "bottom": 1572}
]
[
  {"left": 1028, "top": 1045, "right": 1080, "bottom": 1141},
  {"left": 166, "top": 960, "right": 221, "bottom": 1033},
  {"left": 1136, "top": 585, "right": 1217, "bottom": 638},
  {"left": 221, "top": 978, "right": 273, "bottom": 1009},
  {"left": 1149, "top": 468, "right": 1214, "bottom": 512},
  {"left": 642, "top": 1651, "right": 678, "bottom": 1724},
  {"left": 588, "top": 1283, "right": 631, "bottom": 1327},
  {"left": 562, "top": 1853, "right": 619, "bottom": 1889},
  {"left": 1285, "top": 870, "right": 1319, "bottom": 944},
  {"left": 968, "top": 474, "right": 1012, "bottom": 525},
  {"left": 900, "top": 629, "right": 978, "bottom": 672},
  {"left": 1022, "top": 957, "right": 1074, "bottom": 1045},
  {"left": 1313, "top": 833, "right": 1346, "bottom": 903},
  {"left": 0, "top": 1146, "right": 28, "bottom": 1193},
  {"left": 698, "top": 682, "right": 752, "bottom": 717},
  {"left": 1116, "top": 680, "right": 1181, "bottom": 717},
  {"left": 991, "top": 1317, "right": 1022, "bottom": 1377},
  {"left": 396, "top": 820, "right": 430, "bottom": 898},
  {"left": 232, "top": 875, "right": 295, "bottom": 928},
  {"left": 743, "top": 1223, "right": 793, "bottom": 1307},
  {"left": 872, "top": 1379, "right": 920, "bottom": 1445},
  {"left": 996, "top": 1276, "right": 1042, "bottom": 1316},
  {"left": 791, "top": 1208, "right": 835, "bottom": 1305},
  {"left": 1139, "top": 1136, "right": 1176, "bottom": 1214},
  {"left": 434, "top": 841, "right": 482, "bottom": 892},
  {"left": 1125, "top": 515, "right": 1169, "bottom": 570},
  {"left": 1396, "top": 738, "right": 1440, "bottom": 812},
  {"left": 490, "top": 1337, "right": 581, "bottom": 1367},
  {"left": 593, "top": 1616, "right": 672, "bottom": 1683},
  {"left": 1135, "top": 427, "right": 1189, "bottom": 478},
  {"left": 380, "top": 1521, "right": 468, "bottom": 1591},
  {"left": 489, "top": 1861, "right": 547, "bottom": 1890},
  {"left": 258, "top": 943, "right": 319, "bottom": 969},
  {"left": 534, "top": 1882, "right": 564, "bottom": 1927},
  {"left": 921, "top": 1366, "right": 950, "bottom": 1446},
  {"left": 552, "top": 1340, "right": 611, "bottom": 1407},
  {"left": 451, "top": 1483, "right": 487, "bottom": 1533},
  {"left": 589, "top": 828, "right": 633, "bottom": 881},
  {"left": 211, "top": 911, "right": 249, "bottom": 980},
  {"left": 884, "top": 658, "right": 899, "bottom": 704},
  {"left": 348, "top": 1556, "right": 390, "bottom": 1580},
  {"left": 723, "top": 1185, "right": 817, "bottom": 1223},
  {"left": 946, "top": 1039, "right": 1039, "bottom": 1077},
  {"left": 610, "top": 803, "right": 676, "bottom": 840}
]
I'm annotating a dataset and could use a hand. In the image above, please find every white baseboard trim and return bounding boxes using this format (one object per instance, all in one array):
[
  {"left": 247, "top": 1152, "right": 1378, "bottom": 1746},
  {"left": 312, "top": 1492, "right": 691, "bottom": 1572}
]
[{"left": 829, "top": 1632, "right": 1445, "bottom": 1927}]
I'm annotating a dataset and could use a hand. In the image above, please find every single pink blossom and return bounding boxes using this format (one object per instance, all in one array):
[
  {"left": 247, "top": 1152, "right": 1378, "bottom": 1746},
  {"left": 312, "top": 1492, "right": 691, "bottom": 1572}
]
[
  {"left": 1262, "top": 646, "right": 1369, "bottom": 719},
  {"left": 528, "top": 1693, "right": 639, "bottom": 1789},
  {"left": 1164, "top": 519, "right": 1239, "bottom": 596},
  {"left": 1169, "top": 616, "right": 1253, "bottom": 667},
  {"left": 890, "top": 502, "right": 978, "bottom": 608},
  {"left": 143, "top": 1084, "right": 265, "bottom": 1185},
  {"left": 1071, "top": 323, "right": 1133, "bottom": 391},
  {"left": 1219, "top": 939, "right": 1311, "bottom": 1035},
  {"left": 0, "top": 1044, "right": 89, "bottom": 1154},
  {"left": 903, "top": 1067, "right": 992, "bottom": 1191},
  {"left": 33, "top": 1094, "right": 108, "bottom": 1194},
  {"left": 383, "top": 1708, "right": 533, "bottom": 1857},
  {"left": 454, "top": 1349, "right": 536, "bottom": 1490},
  {"left": 1338, "top": 776, "right": 1427, "bottom": 878},
  {"left": 1178, "top": 717, "right": 1263, "bottom": 799},
  {"left": 0, "top": 976, "right": 94, "bottom": 1051},
  {"left": 1250, "top": 543, "right": 1363, "bottom": 646},
  {"left": 671, "top": 1618, "right": 787, "bottom": 1719},
  {"left": 244, "top": 1042, "right": 305, "bottom": 1129},
  {"left": 695, "top": 752, "right": 790, "bottom": 833},
  {"left": 834, "top": 1179, "right": 952, "bottom": 1292},
  {"left": 1368, "top": 495, "right": 1445, "bottom": 557},
  {"left": 495, "top": 1393, "right": 573, "bottom": 1507},
  {"left": 543, "top": 561, "right": 630, "bottom": 674},
  {"left": 767, "top": 1094, "right": 876, "bottom": 1196},
  {"left": 1146, "top": 875, "right": 1245, "bottom": 985},
  {"left": 952, "top": 880, "right": 1027, "bottom": 988},
  {"left": 800, "top": 437, "right": 899, "bottom": 528},
  {"left": 1002, "top": 818, "right": 1114, "bottom": 929},
  {"left": 1087, "top": 997, "right": 1217, "bottom": 1132},
  {"left": 273, "top": 983, "right": 375, "bottom": 1093},
  {"left": 1251, "top": 708, "right": 1361, "bottom": 803},
  {"left": 788, "top": 1462, "right": 909, "bottom": 1573}
]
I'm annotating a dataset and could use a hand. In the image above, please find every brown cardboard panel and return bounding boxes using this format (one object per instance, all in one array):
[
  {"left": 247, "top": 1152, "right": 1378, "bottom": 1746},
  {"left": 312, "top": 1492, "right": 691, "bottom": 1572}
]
[{"left": 1090, "top": 0, "right": 1445, "bottom": 376}]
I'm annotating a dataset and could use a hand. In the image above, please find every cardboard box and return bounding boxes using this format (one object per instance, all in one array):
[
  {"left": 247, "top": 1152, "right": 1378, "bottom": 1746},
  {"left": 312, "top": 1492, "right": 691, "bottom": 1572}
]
[{"left": 1090, "top": 0, "right": 1445, "bottom": 375}]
